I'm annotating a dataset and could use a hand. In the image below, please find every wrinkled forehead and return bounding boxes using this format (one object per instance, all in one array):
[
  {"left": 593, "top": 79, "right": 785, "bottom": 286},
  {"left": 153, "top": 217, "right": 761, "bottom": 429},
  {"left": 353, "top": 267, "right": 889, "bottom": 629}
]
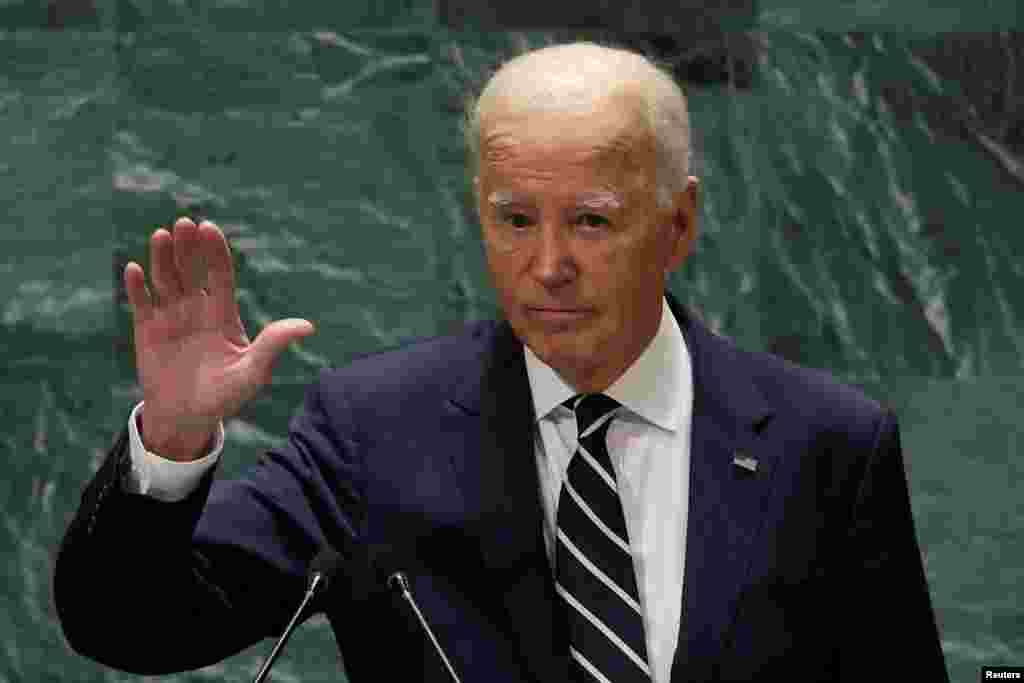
[
  {"left": 480, "top": 90, "right": 650, "bottom": 153},
  {"left": 477, "top": 98, "right": 655, "bottom": 191}
]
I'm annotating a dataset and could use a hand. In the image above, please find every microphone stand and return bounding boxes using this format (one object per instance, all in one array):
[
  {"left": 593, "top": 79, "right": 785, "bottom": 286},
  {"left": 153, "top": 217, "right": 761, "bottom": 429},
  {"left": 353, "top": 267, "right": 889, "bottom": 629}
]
[
  {"left": 252, "top": 573, "right": 326, "bottom": 683},
  {"left": 388, "top": 571, "right": 463, "bottom": 683}
]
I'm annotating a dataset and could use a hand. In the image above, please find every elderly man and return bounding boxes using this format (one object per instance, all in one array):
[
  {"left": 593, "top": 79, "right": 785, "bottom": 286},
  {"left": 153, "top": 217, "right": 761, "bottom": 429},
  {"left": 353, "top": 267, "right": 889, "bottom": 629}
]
[{"left": 54, "top": 41, "right": 947, "bottom": 682}]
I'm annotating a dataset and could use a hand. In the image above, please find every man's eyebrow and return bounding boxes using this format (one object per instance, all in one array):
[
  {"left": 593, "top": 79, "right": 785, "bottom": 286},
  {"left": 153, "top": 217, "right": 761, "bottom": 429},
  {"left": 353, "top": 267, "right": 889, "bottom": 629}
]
[{"left": 486, "top": 190, "right": 624, "bottom": 209}]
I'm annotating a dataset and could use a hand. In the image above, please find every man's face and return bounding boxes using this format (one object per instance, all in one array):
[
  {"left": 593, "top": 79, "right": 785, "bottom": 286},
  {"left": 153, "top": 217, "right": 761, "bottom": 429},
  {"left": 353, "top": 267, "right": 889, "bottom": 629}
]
[{"left": 475, "top": 93, "right": 698, "bottom": 393}]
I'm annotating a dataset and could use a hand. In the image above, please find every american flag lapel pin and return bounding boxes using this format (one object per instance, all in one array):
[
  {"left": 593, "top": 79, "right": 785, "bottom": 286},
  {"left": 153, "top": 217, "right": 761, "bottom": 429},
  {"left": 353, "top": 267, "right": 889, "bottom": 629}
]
[{"left": 733, "top": 449, "right": 758, "bottom": 473}]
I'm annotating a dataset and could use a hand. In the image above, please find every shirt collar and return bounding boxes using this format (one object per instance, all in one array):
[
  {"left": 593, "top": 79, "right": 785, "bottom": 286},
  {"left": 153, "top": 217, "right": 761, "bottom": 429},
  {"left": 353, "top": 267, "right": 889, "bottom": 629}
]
[{"left": 523, "top": 295, "right": 689, "bottom": 432}]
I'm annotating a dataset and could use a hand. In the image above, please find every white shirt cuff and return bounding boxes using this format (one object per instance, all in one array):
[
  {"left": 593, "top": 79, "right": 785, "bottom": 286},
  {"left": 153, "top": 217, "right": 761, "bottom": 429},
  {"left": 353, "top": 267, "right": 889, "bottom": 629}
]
[{"left": 125, "top": 401, "right": 224, "bottom": 502}]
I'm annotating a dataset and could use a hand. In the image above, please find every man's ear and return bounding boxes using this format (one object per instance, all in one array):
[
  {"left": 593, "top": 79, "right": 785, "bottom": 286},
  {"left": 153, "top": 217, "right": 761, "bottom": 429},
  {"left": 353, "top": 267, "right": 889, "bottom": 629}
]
[
  {"left": 665, "top": 176, "right": 700, "bottom": 273},
  {"left": 684, "top": 176, "right": 699, "bottom": 225}
]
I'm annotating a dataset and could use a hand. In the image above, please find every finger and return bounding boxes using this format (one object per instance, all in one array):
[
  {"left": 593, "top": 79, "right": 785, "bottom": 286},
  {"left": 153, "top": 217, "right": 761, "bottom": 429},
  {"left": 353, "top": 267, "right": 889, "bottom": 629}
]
[
  {"left": 150, "top": 225, "right": 186, "bottom": 303},
  {"left": 123, "top": 261, "right": 154, "bottom": 323},
  {"left": 198, "top": 220, "right": 238, "bottom": 326},
  {"left": 249, "top": 319, "right": 316, "bottom": 373},
  {"left": 171, "top": 217, "right": 205, "bottom": 296}
]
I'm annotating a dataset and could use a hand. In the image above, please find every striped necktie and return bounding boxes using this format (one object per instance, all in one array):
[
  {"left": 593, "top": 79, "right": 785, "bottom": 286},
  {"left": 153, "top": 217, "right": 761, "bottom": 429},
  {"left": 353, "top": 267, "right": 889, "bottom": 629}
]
[{"left": 556, "top": 393, "right": 651, "bottom": 683}]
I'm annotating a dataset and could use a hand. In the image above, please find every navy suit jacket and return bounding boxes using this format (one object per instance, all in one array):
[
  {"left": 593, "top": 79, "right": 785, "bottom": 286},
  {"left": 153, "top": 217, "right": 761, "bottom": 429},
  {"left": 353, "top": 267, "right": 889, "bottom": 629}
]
[{"left": 54, "top": 291, "right": 948, "bottom": 682}]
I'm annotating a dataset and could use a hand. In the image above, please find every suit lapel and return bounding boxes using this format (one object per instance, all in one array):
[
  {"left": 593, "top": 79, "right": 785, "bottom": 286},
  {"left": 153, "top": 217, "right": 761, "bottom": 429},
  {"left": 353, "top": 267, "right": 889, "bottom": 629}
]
[
  {"left": 449, "top": 292, "right": 778, "bottom": 683},
  {"left": 456, "top": 315, "right": 570, "bottom": 683}
]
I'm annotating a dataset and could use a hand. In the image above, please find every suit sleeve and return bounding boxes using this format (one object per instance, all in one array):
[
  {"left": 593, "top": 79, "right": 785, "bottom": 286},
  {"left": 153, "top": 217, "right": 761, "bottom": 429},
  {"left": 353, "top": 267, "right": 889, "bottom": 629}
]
[
  {"left": 836, "top": 409, "right": 948, "bottom": 682},
  {"left": 53, "top": 370, "right": 364, "bottom": 675}
]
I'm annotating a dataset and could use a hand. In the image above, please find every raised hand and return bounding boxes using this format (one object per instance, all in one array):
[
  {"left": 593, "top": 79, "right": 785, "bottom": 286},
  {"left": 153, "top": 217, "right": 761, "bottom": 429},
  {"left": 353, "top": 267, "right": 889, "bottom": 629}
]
[{"left": 123, "top": 217, "right": 315, "bottom": 461}]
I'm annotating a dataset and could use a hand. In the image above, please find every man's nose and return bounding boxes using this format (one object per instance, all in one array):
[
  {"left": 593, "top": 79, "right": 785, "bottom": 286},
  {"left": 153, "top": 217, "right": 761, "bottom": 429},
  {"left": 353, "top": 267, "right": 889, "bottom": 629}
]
[{"left": 530, "top": 223, "right": 577, "bottom": 285}]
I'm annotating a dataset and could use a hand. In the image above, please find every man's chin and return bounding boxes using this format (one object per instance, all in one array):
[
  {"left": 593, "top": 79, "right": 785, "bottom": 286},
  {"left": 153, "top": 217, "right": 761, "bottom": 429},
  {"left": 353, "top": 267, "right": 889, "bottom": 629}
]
[{"left": 527, "top": 335, "right": 593, "bottom": 370}]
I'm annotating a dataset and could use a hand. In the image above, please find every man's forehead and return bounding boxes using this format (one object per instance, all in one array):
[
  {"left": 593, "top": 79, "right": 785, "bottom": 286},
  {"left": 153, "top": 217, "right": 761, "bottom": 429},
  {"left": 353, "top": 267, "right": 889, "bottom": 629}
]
[
  {"left": 482, "top": 122, "right": 644, "bottom": 159},
  {"left": 480, "top": 96, "right": 651, "bottom": 158}
]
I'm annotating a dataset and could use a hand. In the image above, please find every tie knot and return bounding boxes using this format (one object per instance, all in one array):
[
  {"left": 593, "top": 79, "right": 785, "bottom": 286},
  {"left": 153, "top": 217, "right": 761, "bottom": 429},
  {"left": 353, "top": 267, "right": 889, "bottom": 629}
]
[{"left": 562, "top": 393, "right": 621, "bottom": 432}]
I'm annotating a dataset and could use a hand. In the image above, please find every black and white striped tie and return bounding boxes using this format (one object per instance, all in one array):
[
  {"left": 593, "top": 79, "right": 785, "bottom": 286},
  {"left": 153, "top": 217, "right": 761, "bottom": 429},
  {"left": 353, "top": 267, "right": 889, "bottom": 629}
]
[{"left": 556, "top": 393, "right": 651, "bottom": 683}]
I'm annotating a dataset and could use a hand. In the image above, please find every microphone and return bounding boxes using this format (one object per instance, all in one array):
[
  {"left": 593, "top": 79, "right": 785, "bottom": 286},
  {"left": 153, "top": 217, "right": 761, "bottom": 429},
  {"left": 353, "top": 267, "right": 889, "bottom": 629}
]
[
  {"left": 387, "top": 570, "right": 463, "bottom": 683},
  {"left": 252, "top": 547, "right": 343, "bottom": 683},
  {"left": 352, "top": 540, "right": 463, "bottom": 683}
]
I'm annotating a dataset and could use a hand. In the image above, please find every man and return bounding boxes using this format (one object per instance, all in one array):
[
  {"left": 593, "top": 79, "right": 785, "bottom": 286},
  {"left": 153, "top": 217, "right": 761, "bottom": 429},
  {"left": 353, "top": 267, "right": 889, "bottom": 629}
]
[{"left": 54, "top": 41, "right": 948, "bottom": 682}]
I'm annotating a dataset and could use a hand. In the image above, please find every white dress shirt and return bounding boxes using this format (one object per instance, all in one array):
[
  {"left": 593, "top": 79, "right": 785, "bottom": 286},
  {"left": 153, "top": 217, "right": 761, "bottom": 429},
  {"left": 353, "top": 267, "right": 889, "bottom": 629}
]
[
  {"left": 525, "top": 296, "right": 692, "bottom": 683},
  {"left": 125, "top": 296, "right": 692, "bottom": 683}
]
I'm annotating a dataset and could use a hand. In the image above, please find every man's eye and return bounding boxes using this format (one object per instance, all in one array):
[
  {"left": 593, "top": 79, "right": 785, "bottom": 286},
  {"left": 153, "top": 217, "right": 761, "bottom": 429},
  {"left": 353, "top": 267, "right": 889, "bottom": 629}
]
[
  {"left": 502, "top": 213, "right": 531, "bottom": 228},
  {"left": 576, "top": 213, "right": 609, "bottom": 228}
]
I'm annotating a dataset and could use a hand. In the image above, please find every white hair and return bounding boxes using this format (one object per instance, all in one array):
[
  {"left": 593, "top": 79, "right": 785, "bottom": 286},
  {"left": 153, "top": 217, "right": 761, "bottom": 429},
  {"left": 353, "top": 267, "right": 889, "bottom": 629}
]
[{"left": 463, "top": 41, "right": 692, "bottom": 210}]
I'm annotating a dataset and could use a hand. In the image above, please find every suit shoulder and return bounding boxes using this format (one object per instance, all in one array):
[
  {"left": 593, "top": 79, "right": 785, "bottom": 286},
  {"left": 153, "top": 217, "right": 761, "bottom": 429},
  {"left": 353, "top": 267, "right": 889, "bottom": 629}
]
[
  {"left": 310, "top": 318, "right": 498, "bottom": 405},
  {"left": 734, "top": 343, "right": 891, "bottom": 431}
]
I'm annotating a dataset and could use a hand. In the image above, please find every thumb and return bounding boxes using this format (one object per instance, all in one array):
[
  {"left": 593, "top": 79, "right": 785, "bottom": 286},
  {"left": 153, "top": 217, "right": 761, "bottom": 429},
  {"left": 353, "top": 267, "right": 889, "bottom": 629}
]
[{"left": 248, "top": 318, "right": 316, "bottom": 367}]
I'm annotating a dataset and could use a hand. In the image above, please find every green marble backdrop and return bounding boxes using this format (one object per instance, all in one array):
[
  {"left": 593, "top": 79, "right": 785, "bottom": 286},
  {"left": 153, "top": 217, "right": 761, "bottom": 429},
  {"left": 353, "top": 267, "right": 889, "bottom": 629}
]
[{"left": 1, "top": 1, "right": 1021, "bottom": 681}]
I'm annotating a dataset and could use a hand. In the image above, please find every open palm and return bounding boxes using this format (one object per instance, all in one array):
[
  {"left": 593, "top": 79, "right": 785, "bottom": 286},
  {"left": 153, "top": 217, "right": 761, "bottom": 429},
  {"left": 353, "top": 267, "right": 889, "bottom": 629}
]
[{"left": 124, "top": 218, "right": 315, "bottom": 457}]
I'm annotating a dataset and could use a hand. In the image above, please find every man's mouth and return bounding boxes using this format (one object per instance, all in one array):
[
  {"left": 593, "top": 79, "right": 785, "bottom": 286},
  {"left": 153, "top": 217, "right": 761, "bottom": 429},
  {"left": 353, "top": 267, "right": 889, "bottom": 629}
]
[{"left": 526, "top": 307, "right": 594, "bottom": 324}]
